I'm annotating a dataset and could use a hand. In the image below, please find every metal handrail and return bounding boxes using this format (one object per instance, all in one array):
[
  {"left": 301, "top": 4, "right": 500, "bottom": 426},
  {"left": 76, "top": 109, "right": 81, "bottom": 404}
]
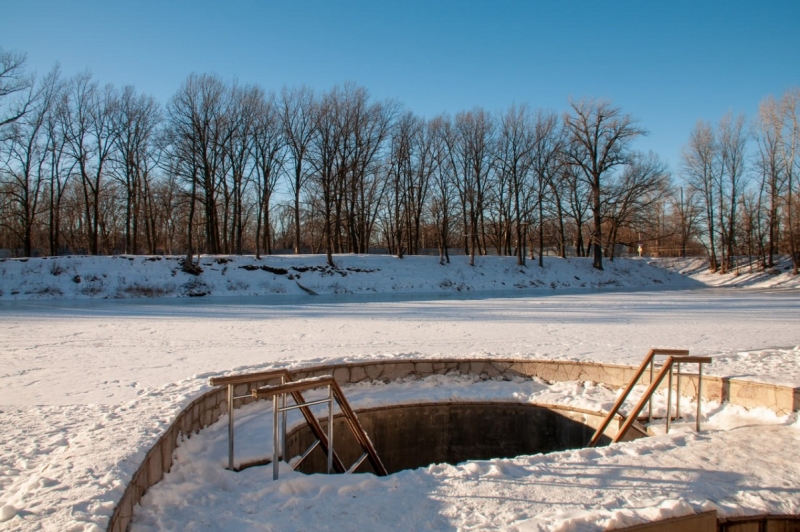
[
  {"left": 209, "top": 369, "right": 345, "bottom": 473},
  {"left": 588, "top": 349, "right": 711, "bottom": 447},
  {"left": 588, "top": 349, "right": 689, "bottom": 447},
  {"left": 253, "top": 376, "right": 388, "bottom": 479},
  {"left": 263, "top": 377, "right": 335, "bottom": 479},
  {"left": 612, "top": 355, "right": 711, "bottom": 443}
]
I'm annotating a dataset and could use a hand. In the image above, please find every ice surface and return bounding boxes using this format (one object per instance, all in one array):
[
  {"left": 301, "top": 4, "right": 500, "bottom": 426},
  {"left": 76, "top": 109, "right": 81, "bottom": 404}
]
[{"left": 0, "top": 255, "right": 798, "bottom": 531}]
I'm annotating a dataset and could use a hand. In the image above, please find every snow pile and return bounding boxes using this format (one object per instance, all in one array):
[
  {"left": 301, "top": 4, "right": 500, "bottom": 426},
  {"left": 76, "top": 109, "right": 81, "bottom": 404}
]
[
  {"left": 129, "top": 374, "right": 800, "bottom": 532},
  {"left": 656, "top": 256, "right": 800, "bottom": 290},
  {"left": 0, "top": 254, "right": 700, "bottom": 300}
]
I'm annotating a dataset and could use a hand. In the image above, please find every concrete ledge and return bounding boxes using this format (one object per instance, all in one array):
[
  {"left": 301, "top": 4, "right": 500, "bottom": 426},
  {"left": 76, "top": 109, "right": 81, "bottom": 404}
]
[
  {"left": 717, "top": 514, "right": 800, "bottom": 532},
  {"left": 614, "top": 510, "right": 717, "bottom": 531},
  {"left": 106, "top": 357, "right": 800, "bottom": 532}
]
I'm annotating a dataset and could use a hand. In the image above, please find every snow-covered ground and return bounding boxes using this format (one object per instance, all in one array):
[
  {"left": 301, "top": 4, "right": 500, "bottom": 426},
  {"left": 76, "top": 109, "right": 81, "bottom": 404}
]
[
  {"left": 0, "top": 254, "right": 700, "bottom": 301},
  {"left": 658, "top": 255, "right": 800, "bottom": 290},
  {"left": 132, "top": 376, "right": 800, "bottom": 532},
  {"left": 0, "top": 255, "right": 798, "bottom": 531}
]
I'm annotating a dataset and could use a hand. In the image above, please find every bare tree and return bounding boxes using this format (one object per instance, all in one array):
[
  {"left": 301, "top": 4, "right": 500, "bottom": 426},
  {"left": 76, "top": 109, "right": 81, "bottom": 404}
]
[
  {"left": 339, "top": 85, "right": 396, "bottom": 254},
  {"left": 384, "top": 111, "right": 419, "bottom": 258},
  {"left": 495, "top": 105, "right": 535, "bottom": 265},
  {"left": 603, "top": 152, "right": 671, "bottom": 260},
  {"left": 61, "top": 73, "right": 118, "bottom": 255},
  {"left": 428, "top": 115, "right": 455, "bottom": 264},
  {"left": 405, "top": 114, "right": 436, "bottom": 255},
  {"left": 281, "top": 86, "right": 315, "bottom": 254},
  {"left": 739, "top": 188, "right": 764, "bottom": 271},
  {"left": 308, "top": 89, "right": 337, "bottom": 266},
  {"left": 446, "top": 108, "right": 495, "bottom": 266},
  {"left": 221, "top": 83, "right": 259, "bottom": 254},
  {"left": 778, "top": 89, "right": 800, "bottom": 274},
  {"left": 164, "top": 73, "right": 230, "bottom": 270},
  {"left": 545, "top": 152, "right": 572, "bottom": 258},
  {"left": 682, "top": 120, "right": 719, "bottom": 271},
  {"left": 111, "top": 86, "right": 161, "bottom": 254},
  {"left": 669, "top": 186, "right": 703, "bottom": 258},
  {"left": 717, "top": 113, "right": 748, "bottom": 273},
  {"left": 45, "top": 87, "right": 76, "bottom": 255},
  {"left": 560, "top": 161, "right": 590, "bottom": 257},
  {"left": 563, "top": 98, "right": 644, "bottom": 270},
  {"left": 0, "top": 67, "right": 61, "bottom": 256},
  {"left": 250, "top": 89, "right": 285, "bottom": 257},
  {"left": 530, "top": 111, "right": 564, "bottom": 267},
  {"left": 0, "top": 48, "right": 34, "bottom": 133},
  {"left": 754, "top": 96, "right": 785, "bottom": 268}
]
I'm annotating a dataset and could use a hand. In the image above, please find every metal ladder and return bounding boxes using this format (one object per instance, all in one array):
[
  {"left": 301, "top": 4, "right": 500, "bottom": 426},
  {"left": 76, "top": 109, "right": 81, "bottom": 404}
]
[
  {"left": 588, "top": 349, "right": 712, "bottom": 447},
  {"left": 210, "top": 369, "right": 387, "bottom": 478}
]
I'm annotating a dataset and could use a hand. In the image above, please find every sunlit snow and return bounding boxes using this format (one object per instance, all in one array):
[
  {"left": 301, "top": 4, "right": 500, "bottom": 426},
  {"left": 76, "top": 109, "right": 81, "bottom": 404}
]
[{"left": 0, "top": 255, "right": 798, "bottom": 531}]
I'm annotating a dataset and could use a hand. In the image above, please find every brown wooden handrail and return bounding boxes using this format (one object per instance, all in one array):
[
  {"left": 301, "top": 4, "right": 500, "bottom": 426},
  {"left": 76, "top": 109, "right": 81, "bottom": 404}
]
[
  {"left": 209, "top": 369, "right": 346, "bottom": 473},
  {"left": 588, "top": 349, "right": 689, "bottom": 447},
  {"left": 253, "top": 376, "right": 388, "bottom": 477},
  {"left": 209, "top": 368, "right": 293, "bottom": 387},
  {"left": 611, "top": 355, "right": 710, "bottom": 443}
]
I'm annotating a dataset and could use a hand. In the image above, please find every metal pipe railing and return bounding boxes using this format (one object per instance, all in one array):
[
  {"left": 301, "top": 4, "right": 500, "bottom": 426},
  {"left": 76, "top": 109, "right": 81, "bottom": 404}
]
[
  {"left": 612, "top": 355, "right": 711, "bottom": 443},
  {"left": 271, "top": 381, "right": 335, "bottom": 480},
  {"left": 589, "top": 349, "right": 710, "bottom": 447},
  {"left": 589, "top": 349, "right": 689, "bottom": 447},
  {"left": 252, "top": 375, "right": 388, "bottom": 479}
]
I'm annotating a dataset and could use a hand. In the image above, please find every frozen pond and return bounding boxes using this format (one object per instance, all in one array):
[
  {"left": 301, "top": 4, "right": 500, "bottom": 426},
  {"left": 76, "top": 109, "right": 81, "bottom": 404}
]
[{"left": 1, "top": 288, "right": 799, "bottom": 406}]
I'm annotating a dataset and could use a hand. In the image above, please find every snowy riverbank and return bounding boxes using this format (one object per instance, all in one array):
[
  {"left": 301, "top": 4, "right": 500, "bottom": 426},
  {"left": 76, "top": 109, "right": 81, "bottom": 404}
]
[{"left": 0, "top": 254, "right": 702, "bottom": 300}]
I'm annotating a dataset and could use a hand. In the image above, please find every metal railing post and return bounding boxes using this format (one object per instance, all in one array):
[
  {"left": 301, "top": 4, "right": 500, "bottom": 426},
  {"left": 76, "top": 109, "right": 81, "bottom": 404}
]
[
  {"left": 227, "top": 384, "right": 235, "bottom": 471},
  {"left": 665, "top": 363, "right": 673, "bottom": 434},
  {"left": 327, "top": 384, "right": 334, "bottom": 475},
  {"left": 280, "top": 375, "right": 287, "bottom": 460},
  {"left": 273, "top": 393, "right": 280, "bottom": 481},
  {"left": 675, "top": 362, "right": 681, "bottom": 420},
  {"left": 696, "top": 363, "right": 704, "bottom": 432},
  {"left": 648, "top": 358, "right": 655, "bottom": 423}
]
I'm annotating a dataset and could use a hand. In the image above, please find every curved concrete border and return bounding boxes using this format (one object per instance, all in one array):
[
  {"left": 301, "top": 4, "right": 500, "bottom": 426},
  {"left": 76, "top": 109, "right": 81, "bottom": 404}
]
[{"left": 106, "top": 358, "right": 800, "bottom": 532}]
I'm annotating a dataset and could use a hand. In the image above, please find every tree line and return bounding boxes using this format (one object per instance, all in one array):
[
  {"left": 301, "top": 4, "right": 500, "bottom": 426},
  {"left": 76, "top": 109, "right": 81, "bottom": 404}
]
[{"left": 1, "top": 47, "right": 798, "bottom": 273}]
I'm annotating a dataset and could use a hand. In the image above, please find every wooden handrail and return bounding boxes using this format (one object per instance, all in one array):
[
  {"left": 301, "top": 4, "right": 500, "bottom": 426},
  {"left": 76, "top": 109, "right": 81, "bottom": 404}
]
[
  {"left": 588, "top": 349, "right": 689, "bottom": 447},
  {"left": 612, "top": 357, "right": 676, "bottom": 443},
  {"left": 210, "top": 370, "right": 348, "bottom": 472},
  {"left": 331, "top": 380, "right": 388, "bottom": 476},
  {"left": 612, "top": 356, "right": 710, "bottom": 441},
  {"left": 252, "top": 376, "right": 336, "bottom": 398},
  {"left": 209, "top": 368, "right": 292, "bottom": 387},
  {"left": 252, "top": 376, "right": 388, "bottom": 477}
]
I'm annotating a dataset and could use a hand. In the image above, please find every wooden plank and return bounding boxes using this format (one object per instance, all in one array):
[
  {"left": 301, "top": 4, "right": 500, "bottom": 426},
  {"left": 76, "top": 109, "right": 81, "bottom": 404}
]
[
  {"left": 331, "top": 380, "right": 388, "bottom": 476},
  {"left": 615, "top": 510, "right": 716, "bottom": 532},
  {"left": 613, "top": 357, "right": 674, "bottom": 443},
  {"left": 251, "top": 376, "right": 334, "bottom": 398},
  {"left": 589, "top": 349, "right": 693, "bottom": 447},
  {"left": 589, "top": 349, "right": 657, "bottom": 447},
  {"left": 652, "top": 349, "right": 691, "bottom": 357},
  {"left": 209, "top": 368, "right": 292, "bottom": 387},
  {"left": 676, "top": 356, "right": 712, "bottom": 364}
]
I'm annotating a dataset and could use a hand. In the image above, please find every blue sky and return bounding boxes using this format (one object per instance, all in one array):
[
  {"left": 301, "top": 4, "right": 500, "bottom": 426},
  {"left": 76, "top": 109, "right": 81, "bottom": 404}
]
[{"left": 3, "top": 0, "right": 798, "bottom": 173}]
